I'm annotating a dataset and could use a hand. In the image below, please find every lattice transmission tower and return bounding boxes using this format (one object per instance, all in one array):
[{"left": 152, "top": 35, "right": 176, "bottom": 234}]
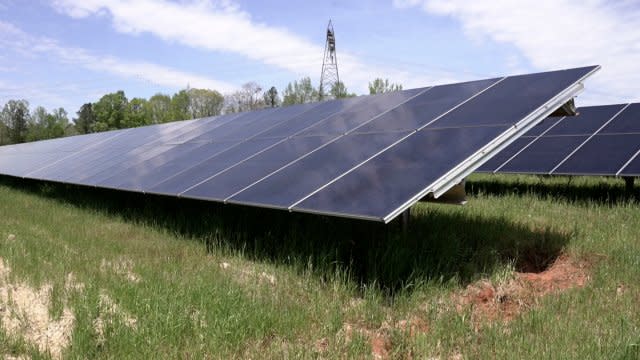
[{"left": 319, "top": 20, "right": 339, "bottom": 100}]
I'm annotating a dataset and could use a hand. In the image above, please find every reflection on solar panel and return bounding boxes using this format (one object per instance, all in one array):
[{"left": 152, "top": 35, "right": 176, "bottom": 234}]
[
  {"left": 0, "top": 66, "right": 599, "bottom": 222},
  {"left": 478, "top": 102, "right": 640, "bottom": 177}
]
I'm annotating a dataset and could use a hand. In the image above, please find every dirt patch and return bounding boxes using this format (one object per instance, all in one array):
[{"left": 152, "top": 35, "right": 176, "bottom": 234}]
[
  {"left": 0, "top": 258, "right": 75, "bottom": 360},
  {"left": 93, "top": 291, "right": 138, "bottom": 345},
  {"left": 339, "top": 315, "right": 429, "bottom": 359},
  {"left": 100, "top": 257, "right": 141, "bottom": 284},
  {"left": 455, "top": 254, "right": 591, "bottom": 326}
]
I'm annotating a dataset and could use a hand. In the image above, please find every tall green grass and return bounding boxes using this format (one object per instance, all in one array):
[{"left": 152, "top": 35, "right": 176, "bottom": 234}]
[{"left": 0, "top": 174, "right": 638, "bottom": 359}]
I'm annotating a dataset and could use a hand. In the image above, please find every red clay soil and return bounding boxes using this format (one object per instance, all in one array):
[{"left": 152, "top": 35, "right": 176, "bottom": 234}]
[
  {"left": 337, "top": 254, "right": 590, "bottom": 358},
  {"left": 455, "top": 254, "right": 591, "bottom": 325}
]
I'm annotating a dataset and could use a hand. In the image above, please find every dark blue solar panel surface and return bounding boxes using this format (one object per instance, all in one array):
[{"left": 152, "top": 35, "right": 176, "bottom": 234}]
[
  {"left": 482, "top": 103, "right": 640, "bottom": 176},
  {"left": 498, "top": 136, "right": 588, "bottom": 174},
  {"left": 183, "top": 135, "right": 334, "bottom": 201},
  {"left": 229, "top": 132, "right": 412, "bottom": 209},
  {"left": 553, "top": 134, "right": 640, "bottom": 175},
  {"left": 148, "top": 137, "right": 286, "bottom": 195},
  {"left": 115, "top": 140, "right": 242, "bottom": 191},
  {"left": 354, "top": 78, "right": 499, "bottom": 133},
  {"left": 619, "top": 155, "right": 640, "bottom": 176},
  {"left": 524, "top": 117, "right": 564, "bottom": 136},
  {"left": 424, "top": 68, "right": 591, "bottom": 128},
  {"left": 476, "top": 137, "right": 533, "bottom": 172},
  {"left": 296, "top": 88, "right": 426, "bottom": 136},
  {"left": 254, "top": 96, "right": 367, "bottom": 139},
  {"left": 295, "top": 126, "right": 509, "bottom": 219},
  {"left": 545, "top": 104, "right": 624, "bottom": 135},
  {"left": 599, "top": 103, "right": 640, "bottom": 134},
  {"left": 0, "top": 66, "right": 598, "bottom": 222}
]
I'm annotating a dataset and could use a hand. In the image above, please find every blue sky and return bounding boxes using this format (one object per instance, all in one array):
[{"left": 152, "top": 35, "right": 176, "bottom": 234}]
[{"left": 1, "top": 0, "right": 639, "bottom": 116}]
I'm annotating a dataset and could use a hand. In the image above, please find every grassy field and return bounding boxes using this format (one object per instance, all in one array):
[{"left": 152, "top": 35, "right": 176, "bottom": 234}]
[{"left": 0, "top": 174, "right": 638, "bottom": 359}]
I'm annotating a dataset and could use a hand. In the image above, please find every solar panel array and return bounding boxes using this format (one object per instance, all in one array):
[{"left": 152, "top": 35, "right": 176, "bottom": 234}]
[
  {"left": 478, "top": 103, "right": 640, "bottom": 176},
  {"left": 0, "top": 66, "right": 598, "bottom": 222}
]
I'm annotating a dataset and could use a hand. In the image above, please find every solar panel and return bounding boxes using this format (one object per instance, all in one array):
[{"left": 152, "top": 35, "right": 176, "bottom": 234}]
[
  {"left": 478, "top": 102, "right": 640, "bottom": 177},
  {"left": 0, "top": 66, "right": 598, "bottom": 222},
  {"left": 619, "top": 155, "right": 640, "bottom": 176}
]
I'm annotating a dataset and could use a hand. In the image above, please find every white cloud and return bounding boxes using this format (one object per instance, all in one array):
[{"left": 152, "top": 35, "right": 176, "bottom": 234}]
[
  {"left": 0, "top": 20, "right": 234, "bottom": 92},
  {"left": 394, "top": 0, "right": 640, "bottom": 105},
  {"left": 51, "top": 0, "right": 456, "bottom": 92}
]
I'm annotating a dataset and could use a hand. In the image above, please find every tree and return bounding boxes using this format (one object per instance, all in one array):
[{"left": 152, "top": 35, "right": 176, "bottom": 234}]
[
  {"left": 0, "top": 120, "right": 7, "bottom": 145},
  {"left": 40, "top": 107, "right": 68, "bottom": 140},
  {"left": 145, "top": 93, "right": 172, "bottom": 124},
  {"left": 188, "top": 88, "right": 224, "bottom": 118},
  {"left": 27, "top": 106, "right": 68, "bottom": 141},
  {"left": 223, "top": 82, "right": 265, "bottom": 113},
  {"left": 282, "top": 77, "right": 319, "bottom": 106},
  {"left": 27, "top": 106, "right": 48, "bottom": 141},
  {"left": 368, "top": 78, "right": 403, "bottom": 95},
  {"left": 241, "top": 82, "right": 265, "bottom": 110},
  {"left": 330, "top": 81, "right": 356, "bottom": 99},
  {"left": 64, "top": 122, "right": 78, "bottom": 137},
  {"left": 263, "top": 86, "right": 280, "bottom": 108},
  {"left": 93, "top": 91, "right": 129, "bottom": 131},
  {"left": 222, "top": 92, "right": 242, "bottom": 113},
  {"left": 1, "top": 99, "right": 30, "bottom": 143},
  {"left": 74, "top": 103, "right": 97, "bottom": 134},
  {"left": 170, "top": 89, "right": 191, "bottom": 121},
  {"left": 125, "top": 97, "right": 149, "bottom": 128}
]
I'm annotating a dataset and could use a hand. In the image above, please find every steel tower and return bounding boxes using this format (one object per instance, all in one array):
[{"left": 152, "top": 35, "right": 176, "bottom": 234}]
[{"left": 319, "top": 20, "right": 339, "bottom": 100}]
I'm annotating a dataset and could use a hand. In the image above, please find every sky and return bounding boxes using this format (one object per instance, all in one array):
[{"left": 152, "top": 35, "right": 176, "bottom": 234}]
[{"left": 1, "top": 0, "right": 639, "bottom": 116}]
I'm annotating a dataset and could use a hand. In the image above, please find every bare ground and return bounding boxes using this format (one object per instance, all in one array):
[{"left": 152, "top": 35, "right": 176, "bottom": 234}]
[
  {"left": 336, "top": 253, "right": 591, "bottom": 359},
  {"left": 0, "top": 258, "right": 75, "bottom": 360},
  {"left": 455, "top": 253, "right": 591, "bottom": 327}
]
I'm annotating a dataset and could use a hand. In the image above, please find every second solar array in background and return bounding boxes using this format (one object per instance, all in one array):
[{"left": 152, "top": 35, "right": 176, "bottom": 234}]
[{"left": 478, "top": 103, "right": 640, "bottom": 177}]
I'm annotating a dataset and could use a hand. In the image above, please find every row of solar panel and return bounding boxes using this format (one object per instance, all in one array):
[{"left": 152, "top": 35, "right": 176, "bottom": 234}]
[
  {"left": 0, "top": 66, "right": 597, "bottom": 221},
  {"left": 478, "top": 103, "right": 640, "bottom": 176}
]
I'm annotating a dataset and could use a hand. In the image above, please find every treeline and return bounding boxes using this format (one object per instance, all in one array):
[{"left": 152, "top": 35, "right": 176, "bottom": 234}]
[{"left": 0, "top": 77, "right": 401, "bottom": 145}]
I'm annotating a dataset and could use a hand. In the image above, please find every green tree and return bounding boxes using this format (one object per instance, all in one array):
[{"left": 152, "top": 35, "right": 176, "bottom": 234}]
[
  {"left": 93, "top": 91, "right": 129, "bottom": 131},
  {"left": 39, "top": 107, "right": 68, "bottom": 140},
  {"left": 27, "top": 106, "right": 67, "bottom": 141},
  {"left": 64, "top": 122, "right": 78, "bottom": 137},
  {"left": 145, "top": 93, "right": 172, "bottom": 124},
  {"left": 74, "top": 103, "right": 96, "bottom": 134},
  {"left": 170, "top": 89, "right": 191, "bottom": 121},
  {"left": 1, "top": 99, "right": 30, "bottom": 143},
  {"left": 368, "top": 78, "right": 403, "bottom": 95},
  {"left": 27, "top": 106, "right": 48, "bottom": 141},
  {"left": 263, "top": 86, "right": 280, "bottom": 108},
  {"left": 282, "top": 77, "right": 319, "bottom": 106},
  {"left": 0, "top": 119, "right": 7, "bottom": 145},
  {"left": 188, "top": 88, "right": 224, "bottom": 118},
  {"left": 330, "top": 81, "right": 356, "bottom": 99},
  {"left": 126, "top": 97, "right": 150, "bottom": 128}
]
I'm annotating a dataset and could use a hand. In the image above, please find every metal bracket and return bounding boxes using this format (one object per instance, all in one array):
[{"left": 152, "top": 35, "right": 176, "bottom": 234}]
[
  {"left": 549, "top": 98, "right": 578, "bottom": 117},
  {"left": 420, "top": 180, "right": 467, "bottom": 205}
]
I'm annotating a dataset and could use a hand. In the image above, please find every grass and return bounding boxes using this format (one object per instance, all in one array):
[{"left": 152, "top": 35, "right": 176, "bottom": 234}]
[{"left": 0, "top": 173, "right": 638, "bottom": 359}]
